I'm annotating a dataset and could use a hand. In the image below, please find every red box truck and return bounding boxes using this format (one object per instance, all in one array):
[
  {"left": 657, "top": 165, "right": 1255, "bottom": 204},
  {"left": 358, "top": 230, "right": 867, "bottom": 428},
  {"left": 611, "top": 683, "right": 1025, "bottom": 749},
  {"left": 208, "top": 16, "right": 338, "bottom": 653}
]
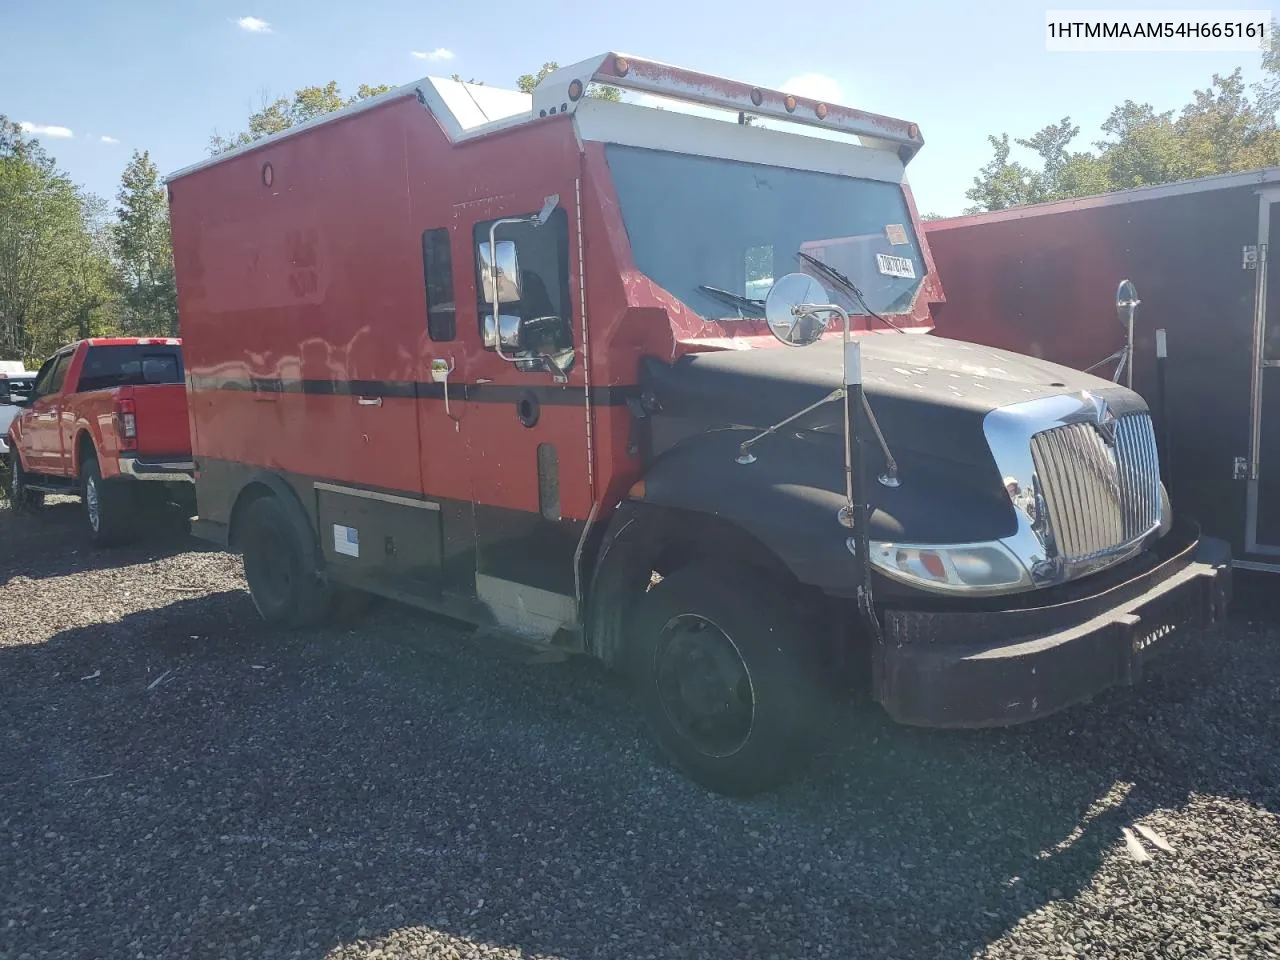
[{"left": 166, "top": 53, "right": 1230, "bottom": 795}]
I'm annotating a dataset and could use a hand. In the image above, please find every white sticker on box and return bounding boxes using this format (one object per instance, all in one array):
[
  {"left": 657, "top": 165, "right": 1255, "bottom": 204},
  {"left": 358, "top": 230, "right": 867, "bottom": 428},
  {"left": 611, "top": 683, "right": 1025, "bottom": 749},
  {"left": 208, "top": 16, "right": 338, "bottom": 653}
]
[
  {"left": 885, "top": 223, "right": 909, "bottom": 245},
  {"left": 333, "top": 523, "right": 359, "bottom": 558},
  {"left": 876, "top": 253, "right": 916, "bottom": 279}
]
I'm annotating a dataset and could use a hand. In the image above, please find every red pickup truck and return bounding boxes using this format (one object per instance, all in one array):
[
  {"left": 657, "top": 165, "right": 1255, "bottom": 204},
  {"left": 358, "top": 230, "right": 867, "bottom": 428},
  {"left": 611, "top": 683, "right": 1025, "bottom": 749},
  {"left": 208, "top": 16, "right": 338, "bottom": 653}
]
[{"left": 4, "top": 337, "right": 195, "bottom": 545}]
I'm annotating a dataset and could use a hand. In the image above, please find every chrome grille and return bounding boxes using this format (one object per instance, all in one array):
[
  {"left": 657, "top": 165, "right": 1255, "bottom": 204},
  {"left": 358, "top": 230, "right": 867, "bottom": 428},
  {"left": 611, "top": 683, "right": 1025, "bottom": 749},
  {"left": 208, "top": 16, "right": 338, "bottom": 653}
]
[{"left": 1030, "top": 413, "right": 1162, "bottom": 562}]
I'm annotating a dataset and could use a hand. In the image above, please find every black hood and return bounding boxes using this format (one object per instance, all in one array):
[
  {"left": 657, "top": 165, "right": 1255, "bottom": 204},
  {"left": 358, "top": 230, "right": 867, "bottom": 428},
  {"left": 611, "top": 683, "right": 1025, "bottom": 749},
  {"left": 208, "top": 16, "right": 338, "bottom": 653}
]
[{"left": 641, "top": 334, "right": 1148, "bottom": 468}]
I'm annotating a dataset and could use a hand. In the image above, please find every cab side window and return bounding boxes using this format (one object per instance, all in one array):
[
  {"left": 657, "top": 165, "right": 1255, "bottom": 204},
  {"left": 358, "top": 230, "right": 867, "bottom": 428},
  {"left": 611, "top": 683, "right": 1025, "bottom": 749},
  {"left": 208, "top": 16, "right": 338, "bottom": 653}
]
[
  {"left": 32, "top": 353, "right": 71, "bottom": 398},
  {"left": 422, "top": 228, "right": 456, "bottom": 342},
  {"left": 29, "top": 358, "right": 56, "bottom": 398},
  {"left": 473, "top": 209, "right": 574, "bottom": 374}
]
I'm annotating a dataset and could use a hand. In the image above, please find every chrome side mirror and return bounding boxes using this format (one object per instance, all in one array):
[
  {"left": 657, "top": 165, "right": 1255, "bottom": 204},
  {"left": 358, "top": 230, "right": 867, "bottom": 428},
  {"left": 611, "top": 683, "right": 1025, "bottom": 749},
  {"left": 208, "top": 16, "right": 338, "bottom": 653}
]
[
  {"left": 478, "top": 240, "right": 522, "bottom": 304},
  {"left": 764, "top": 272, "right": 829, "bottom": 346},
  {"left": 482, "top": 313, "right": 524, "bottom": 350},
  {"left": 1116, "top": 279, "right": 1140, "bottom": 328}
]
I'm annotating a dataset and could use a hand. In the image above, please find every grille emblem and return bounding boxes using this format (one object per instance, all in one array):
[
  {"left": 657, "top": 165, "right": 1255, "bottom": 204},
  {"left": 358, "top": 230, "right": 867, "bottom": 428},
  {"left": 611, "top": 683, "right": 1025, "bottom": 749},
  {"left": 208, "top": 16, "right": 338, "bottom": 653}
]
[{"left": 1085, "top": 392, "right": 1118, "bottom": 446}]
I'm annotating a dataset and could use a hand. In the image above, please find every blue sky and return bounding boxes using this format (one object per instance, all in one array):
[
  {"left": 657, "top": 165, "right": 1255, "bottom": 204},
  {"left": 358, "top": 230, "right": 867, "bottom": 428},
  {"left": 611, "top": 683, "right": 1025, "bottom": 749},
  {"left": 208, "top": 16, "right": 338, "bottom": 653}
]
[{"left": 1, "top": 1, "right": 1273, "bottom": 216}]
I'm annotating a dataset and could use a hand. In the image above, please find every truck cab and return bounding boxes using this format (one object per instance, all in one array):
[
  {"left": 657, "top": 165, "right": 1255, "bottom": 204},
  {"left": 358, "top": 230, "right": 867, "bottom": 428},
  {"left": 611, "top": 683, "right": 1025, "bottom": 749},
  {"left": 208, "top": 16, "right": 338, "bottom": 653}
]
[{"left": 167, "top": 53, "right": 1231, "bottom": 796}]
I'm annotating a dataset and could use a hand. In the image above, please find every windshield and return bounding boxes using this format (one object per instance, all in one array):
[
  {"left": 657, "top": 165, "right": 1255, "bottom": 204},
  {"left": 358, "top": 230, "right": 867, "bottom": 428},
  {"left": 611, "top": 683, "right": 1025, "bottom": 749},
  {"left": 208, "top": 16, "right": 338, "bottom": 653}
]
[{"left": 605, "top": 144, "right": 927, "bottom": 320}]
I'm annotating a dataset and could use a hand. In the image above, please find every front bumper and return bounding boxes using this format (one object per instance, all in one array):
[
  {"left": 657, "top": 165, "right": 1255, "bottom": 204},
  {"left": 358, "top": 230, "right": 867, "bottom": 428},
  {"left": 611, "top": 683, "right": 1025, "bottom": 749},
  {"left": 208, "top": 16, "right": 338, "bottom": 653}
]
[
  {"left": 873, "top": 526, "right": 1231, "bottom": 728},
  {"left": 118, "top": 455, "right": 195, "bottom": 482}
]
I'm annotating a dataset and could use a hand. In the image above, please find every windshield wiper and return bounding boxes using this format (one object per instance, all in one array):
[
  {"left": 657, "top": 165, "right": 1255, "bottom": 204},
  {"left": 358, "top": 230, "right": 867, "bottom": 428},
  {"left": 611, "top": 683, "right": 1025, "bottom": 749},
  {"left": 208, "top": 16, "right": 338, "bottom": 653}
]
[
  {"left": 698, "top": 284, "right": 765, "bottom": 315},
  {"left": 795, "top": 251, "right": 903, "bottom": 333}
]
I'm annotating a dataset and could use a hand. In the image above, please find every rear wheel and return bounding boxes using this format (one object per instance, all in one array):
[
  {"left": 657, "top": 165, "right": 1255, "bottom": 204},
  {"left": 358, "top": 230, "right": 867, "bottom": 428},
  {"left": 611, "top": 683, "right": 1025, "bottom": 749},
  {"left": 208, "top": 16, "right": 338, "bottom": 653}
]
[
  {"left": 240, "top": 494, "right": 332, "bottom": 628},
  {"left": 626, "top": 564, "right": 824, "bottom": 797},
  {"left": 81, "top": 456, "right": 134, "bottom": 547},
  {"left": 7, "top": 455, "right": 44, "bottom": 512}
]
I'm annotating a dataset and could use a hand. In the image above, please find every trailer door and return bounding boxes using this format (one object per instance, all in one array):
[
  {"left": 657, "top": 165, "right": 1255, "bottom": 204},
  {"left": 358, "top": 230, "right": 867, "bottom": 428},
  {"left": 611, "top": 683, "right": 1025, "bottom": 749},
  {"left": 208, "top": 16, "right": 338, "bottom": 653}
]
[
  {"left": 1248, "top": 191, "right": 1280, "bottom": 555},
  {"left": 461, "top": 190, "right": 593, "bottom": 642}
]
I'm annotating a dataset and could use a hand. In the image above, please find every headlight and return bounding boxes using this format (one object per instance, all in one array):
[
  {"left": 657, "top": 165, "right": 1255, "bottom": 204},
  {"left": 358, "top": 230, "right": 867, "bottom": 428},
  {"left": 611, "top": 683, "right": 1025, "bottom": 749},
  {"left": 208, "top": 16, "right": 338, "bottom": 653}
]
[{"left": 861, "top": 539, "right": 1032, "bottom": 595}]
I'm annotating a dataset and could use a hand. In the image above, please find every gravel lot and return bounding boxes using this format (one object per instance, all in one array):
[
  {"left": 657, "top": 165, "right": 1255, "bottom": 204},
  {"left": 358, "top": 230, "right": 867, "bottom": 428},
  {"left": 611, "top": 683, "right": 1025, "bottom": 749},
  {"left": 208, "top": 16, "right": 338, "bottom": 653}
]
[{"left": 1, "top": 498, "right": 1278, "bottom": 959}]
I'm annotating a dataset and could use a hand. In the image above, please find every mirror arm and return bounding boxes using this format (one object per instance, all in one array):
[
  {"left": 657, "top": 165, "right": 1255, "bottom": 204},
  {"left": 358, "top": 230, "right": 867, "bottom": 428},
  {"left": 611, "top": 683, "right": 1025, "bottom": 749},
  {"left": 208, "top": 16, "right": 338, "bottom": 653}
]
[
  {"left": 736, "top": 388, "right": 845, "bottom": 464},
  {"left": 859, "top": 392, "right": 899, "bottom": 488},
  {"left": 488, "top": 217, "right": 528, "bottom": 367}
]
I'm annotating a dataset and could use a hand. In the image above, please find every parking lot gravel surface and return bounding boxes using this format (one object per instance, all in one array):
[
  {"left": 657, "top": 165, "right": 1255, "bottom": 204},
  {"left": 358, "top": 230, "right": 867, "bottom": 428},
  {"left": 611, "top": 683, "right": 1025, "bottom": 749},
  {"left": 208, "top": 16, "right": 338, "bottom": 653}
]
[{"left": 1, "top": 500, "right": 1278, "bottom": 959}]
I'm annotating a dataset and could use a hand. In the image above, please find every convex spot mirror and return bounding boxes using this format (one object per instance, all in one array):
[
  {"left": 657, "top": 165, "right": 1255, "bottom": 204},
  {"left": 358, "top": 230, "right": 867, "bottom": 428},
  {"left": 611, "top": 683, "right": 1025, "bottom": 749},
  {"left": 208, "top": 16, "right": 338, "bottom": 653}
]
[
  {"left": 483, "top": 313, "right": 525, "bottom": 351},
  {"left": 478, "top": 240, "right": 522, "bottom": 304},
  {"left": 764, "top": 272, "right": 830, "bottom": 346},
  {"left": 1116, "top": 279, "right": 1140, "bottom": 328}
]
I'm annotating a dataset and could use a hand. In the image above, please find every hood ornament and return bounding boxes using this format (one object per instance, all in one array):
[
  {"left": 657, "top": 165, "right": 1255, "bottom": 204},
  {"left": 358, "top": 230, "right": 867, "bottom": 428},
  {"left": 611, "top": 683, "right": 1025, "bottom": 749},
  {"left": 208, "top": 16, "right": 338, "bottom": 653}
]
[{"left": 1084, "top": 391, "right": 1118, "bottom": 446}]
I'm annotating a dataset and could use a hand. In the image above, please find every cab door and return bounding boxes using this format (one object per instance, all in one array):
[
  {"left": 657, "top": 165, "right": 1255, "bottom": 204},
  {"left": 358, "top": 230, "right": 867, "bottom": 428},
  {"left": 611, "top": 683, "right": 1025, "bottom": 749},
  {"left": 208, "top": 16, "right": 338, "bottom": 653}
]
[
  {"left": 21, "top": 351, "right": 72, "bottom": 474},
  {"left": 461, "top": 192, "right": 593, "bottom": 641}
]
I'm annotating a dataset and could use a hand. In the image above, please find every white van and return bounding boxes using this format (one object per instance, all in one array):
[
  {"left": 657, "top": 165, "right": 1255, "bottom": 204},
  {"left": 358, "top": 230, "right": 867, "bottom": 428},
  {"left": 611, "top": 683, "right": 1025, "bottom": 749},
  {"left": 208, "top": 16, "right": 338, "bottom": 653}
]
[{"left": 0, "top": 363, "right": 37, "bottom": 458}]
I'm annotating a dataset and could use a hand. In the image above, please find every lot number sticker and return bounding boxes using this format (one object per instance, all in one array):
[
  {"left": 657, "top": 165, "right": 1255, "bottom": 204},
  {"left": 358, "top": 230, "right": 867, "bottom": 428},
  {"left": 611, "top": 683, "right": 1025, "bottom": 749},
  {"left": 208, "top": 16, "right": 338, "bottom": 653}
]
[{"left": 876, "top": 253, "right": 917, "bottom": 279}]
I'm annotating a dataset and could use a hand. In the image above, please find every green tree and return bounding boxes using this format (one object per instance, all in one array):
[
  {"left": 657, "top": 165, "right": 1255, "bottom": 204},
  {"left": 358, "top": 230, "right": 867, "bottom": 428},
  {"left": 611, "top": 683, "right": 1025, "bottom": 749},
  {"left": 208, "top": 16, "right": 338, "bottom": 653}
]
[
  {"left": 59, "top": 192, "right": 120, "bottom": 346},
  {"left": 0, "top": 116, "right": 90, "bottom": 361},
  {"left": 517, "top": 61, "right": 622, "bottom": 101},
  {"left": 964, "top": 35, "right": 1280, "bottom": 212},
  {"left": 208, "top": 81, "right": 395, "bottom": 154},
  {"left": 114, "top": 150, "right": 176, "bottom": 336}
]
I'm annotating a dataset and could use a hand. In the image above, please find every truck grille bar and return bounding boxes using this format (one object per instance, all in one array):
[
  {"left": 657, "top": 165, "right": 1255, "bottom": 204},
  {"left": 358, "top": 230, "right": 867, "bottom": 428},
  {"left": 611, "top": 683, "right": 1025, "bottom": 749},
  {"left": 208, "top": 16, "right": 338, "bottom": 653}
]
[{"left": 1030, "top": 413, "right": 1162, "bottom": 562}]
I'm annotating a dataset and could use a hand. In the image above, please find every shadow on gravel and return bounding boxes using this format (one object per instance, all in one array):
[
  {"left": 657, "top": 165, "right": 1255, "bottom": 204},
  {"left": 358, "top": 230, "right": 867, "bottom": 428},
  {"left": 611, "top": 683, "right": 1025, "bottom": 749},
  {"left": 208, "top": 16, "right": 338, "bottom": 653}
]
[
  {"left": 0, "top": 577, "right": 1276, "bottom": 959},
  {"left": 0, "top": 499, "right": 203, "bottom": 585}
]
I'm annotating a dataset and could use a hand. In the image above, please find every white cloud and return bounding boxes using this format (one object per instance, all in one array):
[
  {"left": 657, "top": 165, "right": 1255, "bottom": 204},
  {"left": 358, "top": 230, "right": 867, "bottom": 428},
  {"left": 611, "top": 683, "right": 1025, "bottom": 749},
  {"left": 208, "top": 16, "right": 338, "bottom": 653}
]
[
  {"left": 235, "top": 16, "right": 271, "bottom": 33},
  {"left": 411, "top": 48, "right": 454, "bottom": 61},
  {"left": 19, "top": 121, "right": 73, "bottom": 138},
  {"left": 779, "top": 73, "right": 846, "bottom": 105},
  {"left": 100, "top": 135, "right": 120, "bottom": 144}
]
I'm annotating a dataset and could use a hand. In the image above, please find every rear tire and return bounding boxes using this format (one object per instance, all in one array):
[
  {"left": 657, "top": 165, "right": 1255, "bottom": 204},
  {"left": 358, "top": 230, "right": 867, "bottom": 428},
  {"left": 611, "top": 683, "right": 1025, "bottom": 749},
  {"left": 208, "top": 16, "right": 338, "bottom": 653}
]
[
  {"left": 625, "top": 564, "right": 824, "bottom": 797},
  {"left": 7, "top": 455, "right": 44, "bottom": 512},
  {"left": 81, "top": 456, "right": 133, "bottom": 547},
  {"left": 240, "top": 495, "right": 332, "bottom": 628}
]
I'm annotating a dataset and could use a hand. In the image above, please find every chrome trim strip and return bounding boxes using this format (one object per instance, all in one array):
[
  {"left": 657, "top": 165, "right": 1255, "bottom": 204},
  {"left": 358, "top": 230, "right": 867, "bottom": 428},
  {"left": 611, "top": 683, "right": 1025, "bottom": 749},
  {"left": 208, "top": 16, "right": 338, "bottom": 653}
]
[
  {"left": 118, "top": 457, "right": 196, "bottom": 481},
  {"left": 1232, "top": 558, "right": 1280, "bottom": 573},
  {"left": 313, "top": 481, "right": 441, "bottom": 511}
]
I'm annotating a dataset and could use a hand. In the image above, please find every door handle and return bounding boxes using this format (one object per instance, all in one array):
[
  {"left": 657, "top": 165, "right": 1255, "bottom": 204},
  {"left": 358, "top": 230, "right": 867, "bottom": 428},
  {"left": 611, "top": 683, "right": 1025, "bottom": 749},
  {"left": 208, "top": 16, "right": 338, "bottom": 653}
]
[{"left": 356, "top": 396, "right": 383, "bottom": 407}]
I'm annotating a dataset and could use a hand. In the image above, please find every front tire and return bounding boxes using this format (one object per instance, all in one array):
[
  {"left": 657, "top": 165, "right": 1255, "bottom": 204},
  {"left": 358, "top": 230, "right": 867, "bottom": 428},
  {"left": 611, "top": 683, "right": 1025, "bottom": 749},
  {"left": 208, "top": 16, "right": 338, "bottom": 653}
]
[
  {"left": 7, "top": 454, "right": 44, "bottom": 512},
  {"left": 240, "top": 495, "right": 332, "bottom": 628},
  {"left": 81, "top": 456, "right": 134, "bottom": 547},
  {"left": 626, "top": 564, "right": 824, "bottom": 797}
]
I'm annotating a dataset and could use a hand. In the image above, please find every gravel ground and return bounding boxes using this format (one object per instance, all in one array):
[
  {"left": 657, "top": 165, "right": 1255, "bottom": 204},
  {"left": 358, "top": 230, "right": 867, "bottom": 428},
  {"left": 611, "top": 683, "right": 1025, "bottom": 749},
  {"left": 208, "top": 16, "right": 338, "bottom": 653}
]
[{"left": 1, "top": 498, "right": 1278, "bottom": 960}]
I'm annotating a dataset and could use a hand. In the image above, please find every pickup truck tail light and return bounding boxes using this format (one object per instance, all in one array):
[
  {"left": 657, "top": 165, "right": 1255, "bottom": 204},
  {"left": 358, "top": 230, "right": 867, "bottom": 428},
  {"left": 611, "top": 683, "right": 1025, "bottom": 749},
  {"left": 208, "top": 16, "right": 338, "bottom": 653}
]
[{"left": 116, "top": 398, "right": 137, "bottom": 451}]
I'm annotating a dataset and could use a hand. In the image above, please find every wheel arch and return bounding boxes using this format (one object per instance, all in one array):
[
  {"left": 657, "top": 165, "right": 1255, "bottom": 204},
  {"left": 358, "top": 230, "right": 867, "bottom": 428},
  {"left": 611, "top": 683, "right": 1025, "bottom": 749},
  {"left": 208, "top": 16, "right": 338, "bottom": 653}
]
[
  {"left": 73, "top": 428, "right": 97, "bottom": 474},
  {"left": 227, "top": 471, "right": 321, "bottom": 573},
  {"left": 584, "top": 499, "right": 826, "bottom": 669}
]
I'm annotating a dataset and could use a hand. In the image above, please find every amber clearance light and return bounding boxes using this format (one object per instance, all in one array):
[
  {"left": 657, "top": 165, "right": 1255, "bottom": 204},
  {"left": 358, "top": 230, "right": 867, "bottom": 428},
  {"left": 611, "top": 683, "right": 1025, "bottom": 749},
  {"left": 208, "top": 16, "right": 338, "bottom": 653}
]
[
  {"left": 568, "top": 78, "right": 584, "bottom": 101},
  {"left": 613, "top": 55, "right": 630, "bottom": 76},
  {"left": 815, "top": 103, "right": 828, "bottom": 120},
  {"left": 784, "top": 94, "right": 797, "bottom": 113}
]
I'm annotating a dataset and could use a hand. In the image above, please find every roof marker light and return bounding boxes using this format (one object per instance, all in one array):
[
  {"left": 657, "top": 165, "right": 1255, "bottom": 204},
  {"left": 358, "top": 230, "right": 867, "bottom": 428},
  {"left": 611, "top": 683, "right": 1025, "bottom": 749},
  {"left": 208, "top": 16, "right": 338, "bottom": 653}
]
[
  {"left": 568, "top": 78, "right": 584, "bottom": 101},
  {"left": 784, "top": 95, "right": 797, "bottom": 113},
  {"left": 908, "top": 122, "right": 920, "bottom": 138},
  {"left": 750, "top": 87, "right": 763, "bottom": 106},
  {"left": 815, "top": 103, "right": 828, "bottom": 120},
  {"left": 614, "top": 55, "right": 630, "bottom": 76}
]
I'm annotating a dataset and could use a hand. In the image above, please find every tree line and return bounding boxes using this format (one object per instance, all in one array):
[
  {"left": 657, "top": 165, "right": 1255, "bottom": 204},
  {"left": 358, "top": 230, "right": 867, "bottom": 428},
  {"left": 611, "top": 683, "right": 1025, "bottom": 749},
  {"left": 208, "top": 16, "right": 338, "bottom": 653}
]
[
  {"left": 950, "top": 27, "right": 1280, "bottom": 216},
  {"left": 2, "top": 45, "right": 1278, "bottom": 364}
]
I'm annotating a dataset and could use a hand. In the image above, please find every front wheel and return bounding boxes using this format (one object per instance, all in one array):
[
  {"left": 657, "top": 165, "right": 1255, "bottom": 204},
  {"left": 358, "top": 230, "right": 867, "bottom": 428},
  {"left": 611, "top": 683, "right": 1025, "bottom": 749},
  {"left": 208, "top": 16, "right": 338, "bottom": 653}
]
[
  {"left": 7, "top": 455, "right": 44, "bottom": 512},
  {"left": 625, "top": 564, "right": 824, "bottom": 797}
]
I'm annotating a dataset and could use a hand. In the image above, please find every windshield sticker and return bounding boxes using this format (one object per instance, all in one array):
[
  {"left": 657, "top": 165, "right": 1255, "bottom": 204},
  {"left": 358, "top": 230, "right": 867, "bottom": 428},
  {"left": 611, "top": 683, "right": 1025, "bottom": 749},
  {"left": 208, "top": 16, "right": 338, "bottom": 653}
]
[
  {"left": 876, "top": 253, "right": 916, "bottom": 279},
  {"left": 885, "top": 223, "right": 909, "bottom": 245}
]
